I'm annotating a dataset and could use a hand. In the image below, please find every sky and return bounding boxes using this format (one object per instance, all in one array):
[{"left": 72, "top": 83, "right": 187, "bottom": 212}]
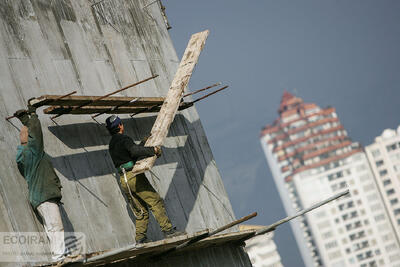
[{"left": 163, "top": 1, "right": 400, "bottom": 266}]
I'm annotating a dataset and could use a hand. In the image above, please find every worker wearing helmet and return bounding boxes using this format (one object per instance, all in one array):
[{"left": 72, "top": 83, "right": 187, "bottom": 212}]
[{"left": 105, "top": 115, "right": 183, "bottom": 244}]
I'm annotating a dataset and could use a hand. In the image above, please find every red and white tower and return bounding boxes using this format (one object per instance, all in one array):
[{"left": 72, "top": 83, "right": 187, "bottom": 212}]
[{"left": 260, "top": 92, "right": 400, "bottom": 267}]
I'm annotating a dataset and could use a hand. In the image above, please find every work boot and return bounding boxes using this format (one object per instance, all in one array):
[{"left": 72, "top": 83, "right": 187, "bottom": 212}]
[
  {"left": 136, "top": 237, "right": 150, "bottom": 245},
  {"left": 163, "top": 227, "right": 186, "bottom": 239}
]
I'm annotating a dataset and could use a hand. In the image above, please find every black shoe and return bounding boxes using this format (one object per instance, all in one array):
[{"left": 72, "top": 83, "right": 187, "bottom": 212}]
[
  {"left": 163, "top": 227, "right": 186, "bottom": 239},
  {"left": 136, "top": 237, "right": 149, "bottom": 245}
]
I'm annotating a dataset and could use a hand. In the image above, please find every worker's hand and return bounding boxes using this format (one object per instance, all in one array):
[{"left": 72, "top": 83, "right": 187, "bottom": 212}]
[
  {"left": 27, "top": 97, "right": 37, "bottom": 114},
  {"left": 14, "top": 109, "right": 29, "bottom": 126},
  {"left": 154, "top": 146, "right": 162, "bottom": 158},
  {"left": 19, "top": 126, "right": 28, "bottom": 145},
  {"left": 141, "top": 134, "right": 151, "bottom": 144}
]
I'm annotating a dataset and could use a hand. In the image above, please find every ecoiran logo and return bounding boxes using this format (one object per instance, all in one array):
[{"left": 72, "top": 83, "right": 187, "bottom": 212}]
[{"left": 0, "top": 232, "right": 86, "bottom": 263}]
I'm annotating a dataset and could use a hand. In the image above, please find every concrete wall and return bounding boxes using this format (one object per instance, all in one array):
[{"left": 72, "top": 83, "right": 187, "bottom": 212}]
[{"left": 0, "top": 0, "right": 248, "bottom": 266}]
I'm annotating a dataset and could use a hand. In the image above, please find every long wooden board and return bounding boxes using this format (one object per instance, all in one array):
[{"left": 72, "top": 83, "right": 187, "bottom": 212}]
[
  {"left": 41, "top": 103, "right": 192, "bottom": 115},
  {"left": 131, "top": 30, "right": 209, "bottom": 175},
  {"left": 30, "top": 95, "right": 165, "bottom": 107}
]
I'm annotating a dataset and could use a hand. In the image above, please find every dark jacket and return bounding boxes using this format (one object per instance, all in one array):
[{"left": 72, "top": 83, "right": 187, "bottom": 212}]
[
  {"left": 16, "top": 114, "right": 62, "bottom": 209},
  {"left": 108, "top": 133, "right": 156, "bottom": 168}
]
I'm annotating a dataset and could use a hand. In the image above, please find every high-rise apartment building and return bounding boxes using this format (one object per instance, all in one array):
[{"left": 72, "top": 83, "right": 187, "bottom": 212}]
[
  {"left": 365, "top": 126, "right": 400, "bottom": 257},
  {"left": 260, "top": 92, "right": 400, "bottom": 267},
  {"left": 240, "top": 225, "right": 283, "bottom": 267}
]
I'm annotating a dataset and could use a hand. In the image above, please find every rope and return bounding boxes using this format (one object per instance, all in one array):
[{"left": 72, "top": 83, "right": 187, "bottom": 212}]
[{"left": 122, "top": 168, "right": 144, "bottom": 219}]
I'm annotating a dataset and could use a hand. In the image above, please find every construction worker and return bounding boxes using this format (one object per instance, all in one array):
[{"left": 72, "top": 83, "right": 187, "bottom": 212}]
[
  {"left": 14, "top": 101, "right": 65, "bottom": 262},
  {"left": 105, "top": 115, "right": 183, "bottom": 244}
]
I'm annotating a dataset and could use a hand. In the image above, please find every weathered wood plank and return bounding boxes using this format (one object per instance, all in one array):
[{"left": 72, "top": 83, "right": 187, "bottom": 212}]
[
  {"left": 43, "top": 105, "right": 161, "bottom": 115},
  {"left": 131, "top": 30, "right": 209, "bottom": 175},
  {"left": 56, "top": 230, "right": 254, "bottom": 267},
  {"left": 31, "top": 95, "right": 165, "bottom": 107}
]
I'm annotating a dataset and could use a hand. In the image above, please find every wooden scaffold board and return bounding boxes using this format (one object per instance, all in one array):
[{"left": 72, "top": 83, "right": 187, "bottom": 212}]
[{"left": 29, "top": 95, "right": 192, "bottom": 115}]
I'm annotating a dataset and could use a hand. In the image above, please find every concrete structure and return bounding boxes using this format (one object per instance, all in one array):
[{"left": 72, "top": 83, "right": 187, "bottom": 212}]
[
  {"left": 240, "top": 225, "right": 283, "bottom": 267},
  {"left": 365, "top": 126, "right": 400, "bottom": 251},
  {"left": 260, "top": 92, "right": 400, "bottom": 267},
  {"left": 0, "top": 1, "right": 250, "bottom": 266}
]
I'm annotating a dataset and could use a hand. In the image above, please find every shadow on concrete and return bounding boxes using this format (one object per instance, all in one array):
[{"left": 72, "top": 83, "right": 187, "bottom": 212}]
[
  {"left": 47, "top": 113, "right": 235, "bottom": 237},
  {"left": 48, "top": 116, "right": 159, "bottom": 149}
]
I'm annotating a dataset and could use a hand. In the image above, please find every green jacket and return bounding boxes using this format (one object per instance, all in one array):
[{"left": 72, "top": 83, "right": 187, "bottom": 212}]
[{"left": 16, "top": 113, "right": 62, "bottom": 209}]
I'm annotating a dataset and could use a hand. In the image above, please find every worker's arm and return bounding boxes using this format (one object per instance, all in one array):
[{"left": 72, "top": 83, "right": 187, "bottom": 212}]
[
  {"left": 26, "top": 113, "right": 44, "bottom": 153},
  {"left": 24, "top": 99, "right": 44, "bottom": 153},
  {"left": 124, "top": 137, "right": 158, "bottom": 158}
]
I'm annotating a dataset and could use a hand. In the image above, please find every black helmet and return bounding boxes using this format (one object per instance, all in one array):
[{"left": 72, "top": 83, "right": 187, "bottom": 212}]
[{"left": 105, "top": 115, "right": 121, "bottom": 133}]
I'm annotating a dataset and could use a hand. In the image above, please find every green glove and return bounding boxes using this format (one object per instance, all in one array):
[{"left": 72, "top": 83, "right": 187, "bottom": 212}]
[{"left": 14, "top": 109, "right": 29, "bottom": 126}]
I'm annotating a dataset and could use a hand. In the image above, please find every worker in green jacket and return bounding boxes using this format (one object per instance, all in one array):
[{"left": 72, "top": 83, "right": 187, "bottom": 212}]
[
  {"left": 14, "top": 102, "right": 65, "bottom": 262},
  {"left": 105, "top": 115, "right": 184, "bottom": 244}
]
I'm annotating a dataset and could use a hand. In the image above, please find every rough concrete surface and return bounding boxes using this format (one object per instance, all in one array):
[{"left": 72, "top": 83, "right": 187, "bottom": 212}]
[{"left": 0, "top": 0, "right": 250, "bottom": 266}]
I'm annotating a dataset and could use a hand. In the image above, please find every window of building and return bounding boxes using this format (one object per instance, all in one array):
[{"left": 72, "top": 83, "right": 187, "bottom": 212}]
[
  {"left": 394, "top": 208, "right": 400, "bottom": 215},
  {"left": 371, "top": 149, "right": 381, "bottom": 158},
  {"left": 375, "top": 160, "right": 384, "bottom": 167},
  {"left": 317, "top": 220, "right": 330, "bottom": 230},
  {"left": 385, "top": 243, "right": 398, "bottom": 252},
  {"left": 370, "top": 203, "right": 382, "bottom": 211},
  {"left": 374, "top": 214, "right": 385, "bottom": 222},
  {"left": 387, "top": 189, "right": 395, "bottom": 196},
  {"left": 382, "top": 233, "right": 393, "bottom": 242},
  {"left": 389, "top": 254, "right": 400, "bottom": 262},
  {"left": 383, "top": 179, "right": 392, "bottom": 186},
  {"left": 387, "top": 143, "right": 398, "bottom": 152},
  {"left": 350, "top": 230, "right": 365, "bottom": 241},
  {"left": 325, "top": 240, "right": 338, "bottom": 250},
  {"left": 328, "top": 250, "right": 342, "bottom": 260},
  {"left": 322, "top": 231, "right": 333, "bottom": 239},
  {"left": 379, "top": 169, "right": 388, "bottom": 176}
]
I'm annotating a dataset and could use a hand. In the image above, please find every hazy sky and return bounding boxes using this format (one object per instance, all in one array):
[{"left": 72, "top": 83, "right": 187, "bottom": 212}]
[{"left": 164, "top": 1, "right": 400, "bottom": 266}]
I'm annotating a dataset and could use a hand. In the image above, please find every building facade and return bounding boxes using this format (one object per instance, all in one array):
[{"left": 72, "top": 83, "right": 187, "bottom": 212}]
[
  {"left": 240, "top": 225, "right": 283, "bottom": 267},
  {"left": 260, "top": 92, "right": 400, "bottom": 267},
  {"left": 0, "top": 1, "right": 251, "bottom": 266},
  {"left": 365, "top": 126, "right": 400, "bottom": 255}
]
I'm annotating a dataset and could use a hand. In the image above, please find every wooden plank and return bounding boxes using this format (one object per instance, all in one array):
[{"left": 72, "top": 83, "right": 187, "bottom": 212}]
[
  {"left": 31, "top": 95, "right": 165, "bottom": 107},
  {"left": 43, "top": 103, "right": 186, "bottom": 115},
  {"left": 58, "top": 230, "right": 255, "bottom": 267},
  {"left": 154, "top": 212, "right": 257, "bottom": 259},
  {"left": 43, "top": 105, "right": 159, "bottom": 115},
  {"left": 84, "top": 230, "right": 209, "bottom": 266},
  {"left": 131, "top": 30, "right": 209, "bottom": 176}
]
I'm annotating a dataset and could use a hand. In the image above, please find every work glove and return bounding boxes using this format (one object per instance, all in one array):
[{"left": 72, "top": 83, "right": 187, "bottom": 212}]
[
  {"left": 27, "top": 97, "right": 37, "bottom": 114},
  {"left": 154, "top": 146, "right": 162, "bottom": 158},
  {"left": 14, "top": 109, "right": 29, "bottom": 126}
]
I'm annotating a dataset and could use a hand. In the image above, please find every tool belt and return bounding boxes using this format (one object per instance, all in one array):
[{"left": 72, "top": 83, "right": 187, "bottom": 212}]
[{"left": 118, "top": 161, "right": 134, "bottom": 174}]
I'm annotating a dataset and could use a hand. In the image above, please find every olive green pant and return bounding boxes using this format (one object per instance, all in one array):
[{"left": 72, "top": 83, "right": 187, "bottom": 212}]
[{"left": 120, "top": 172, "right": 172, "bottom": 241}]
